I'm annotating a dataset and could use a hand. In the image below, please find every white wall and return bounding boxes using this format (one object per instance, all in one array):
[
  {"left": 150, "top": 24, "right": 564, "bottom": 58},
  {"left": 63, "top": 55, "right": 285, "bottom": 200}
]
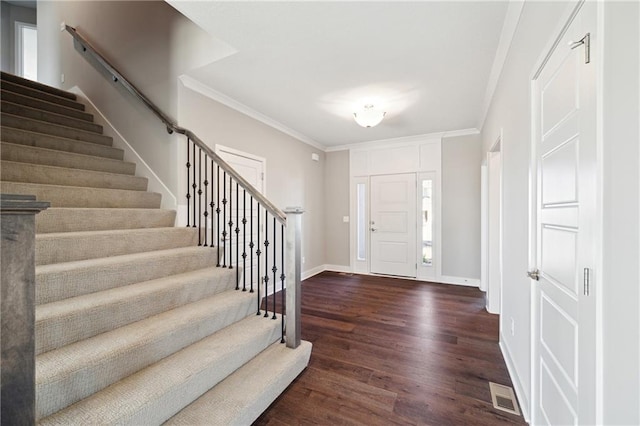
[
  {"left": 177, "top": 83, "right": 326, "bottom": 275},
  {"left": 441, "top": 133, "right": 482, "bottom": 279},
  {"left": 601, "top": 1, "right": 640, "bottom": 423},
  {"left": 0, "top": 1, "right": 36, "bottom": 74},
  {"left": 481, "top": 1, "right": 573, "bottom": 417}
]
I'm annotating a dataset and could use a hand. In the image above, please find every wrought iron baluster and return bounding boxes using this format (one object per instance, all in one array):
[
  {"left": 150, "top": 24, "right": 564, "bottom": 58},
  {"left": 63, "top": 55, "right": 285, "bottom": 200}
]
[
  {"left": 197, "top": 148, "right": 202, "bottom": 245},
  {"left": 216, "top": 166, "right": 221, "bottom": 266},
  {"left": 228, "top": 174, "right": 234, "bottom": 270},
  {"left": 186, "top": 138, "right": 191, "bottom": 227},
  {"left": 221, "top": 171, "right": 227, "bottom": 267},
  {"left": 280, "top": 223, "right": 285, "bottom": 343},
  {"left": 203, "top": 156, "right": 208, "bottom": 247},
  {"left": 250, "top": 197, "right": 254, "bottom": 293},
  {"left": 210, "top": 160, "right": 214, "bottom": 248},
  {"left": 192, "top": 142, "right": 196, "bottom": 228},
  {"left": 256, "top": 203, "right": 261, "bottom": 315},
  {"left": 264, "top": 209, "right": 269, "bottom": 318},
  {"left": 272, "top": 216, "right": 277, "bottom": 320},
  {"left": 234, "top": 182, "right": 239, "bottom": 289},
  {"left": 242, "top": 189, "right": 247, "bottom": 292}
]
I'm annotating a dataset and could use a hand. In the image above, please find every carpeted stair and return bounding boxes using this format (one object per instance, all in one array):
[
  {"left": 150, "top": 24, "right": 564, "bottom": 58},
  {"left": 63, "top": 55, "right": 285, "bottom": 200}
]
[{"left": 0, "top": 71, "right": 311, "bottom": 425}]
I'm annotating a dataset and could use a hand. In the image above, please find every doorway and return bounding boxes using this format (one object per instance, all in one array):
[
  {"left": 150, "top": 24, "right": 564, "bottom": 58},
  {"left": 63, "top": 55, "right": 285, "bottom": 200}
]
[{"left": 15, "top": 21, "right": 37, "bottom": 81}]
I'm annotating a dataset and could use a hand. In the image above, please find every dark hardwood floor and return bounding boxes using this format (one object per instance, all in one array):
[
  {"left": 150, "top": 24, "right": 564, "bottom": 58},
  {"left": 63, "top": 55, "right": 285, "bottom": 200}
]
[{"left": 253, "top": 271, "right": 526, "bottom": 426}]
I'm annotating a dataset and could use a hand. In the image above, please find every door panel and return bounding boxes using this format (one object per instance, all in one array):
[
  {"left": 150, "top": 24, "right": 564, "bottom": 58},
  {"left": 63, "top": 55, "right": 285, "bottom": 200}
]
[
  {"left": 370, "top": 173, "right": 416, "bottom": 278},
  {"left": 532, "top": 3, "right": 596, "bottom": 424}
]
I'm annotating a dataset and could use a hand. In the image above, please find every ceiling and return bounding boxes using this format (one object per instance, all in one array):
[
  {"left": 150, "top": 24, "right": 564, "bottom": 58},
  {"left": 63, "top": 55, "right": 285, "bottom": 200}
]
[{"left": 167, "top": 1, "right": 511, "bottom": 149}]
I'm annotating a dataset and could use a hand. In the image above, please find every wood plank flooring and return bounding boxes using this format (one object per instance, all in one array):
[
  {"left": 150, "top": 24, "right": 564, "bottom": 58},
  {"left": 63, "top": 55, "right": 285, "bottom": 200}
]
[{"left": 253, "top": 271, "right": 526, "bottom": 425}]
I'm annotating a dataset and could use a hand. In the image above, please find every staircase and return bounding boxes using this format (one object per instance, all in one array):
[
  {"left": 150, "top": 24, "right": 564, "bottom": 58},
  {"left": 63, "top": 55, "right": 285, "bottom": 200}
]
[{"left": 0, "top": 71, "right": 311, "bottom": 425}]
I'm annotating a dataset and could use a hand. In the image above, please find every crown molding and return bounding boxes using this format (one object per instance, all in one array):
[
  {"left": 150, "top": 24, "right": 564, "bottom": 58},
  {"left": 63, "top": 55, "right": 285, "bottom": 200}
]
[
  {"left": 478, "top": 0, "right": 525, "bottom": 131},
  {"left": 179, "top": 74, "right": 327, "bottom": 152},
  {"left": 325, "top": 127, "right": 479, "bottom": 152}
]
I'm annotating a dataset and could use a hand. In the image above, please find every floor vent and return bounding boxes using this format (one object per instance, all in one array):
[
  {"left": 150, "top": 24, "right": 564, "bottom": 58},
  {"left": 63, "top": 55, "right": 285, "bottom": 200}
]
[{"left": 489, "top": 382, "right": 521, "bottom": 416}]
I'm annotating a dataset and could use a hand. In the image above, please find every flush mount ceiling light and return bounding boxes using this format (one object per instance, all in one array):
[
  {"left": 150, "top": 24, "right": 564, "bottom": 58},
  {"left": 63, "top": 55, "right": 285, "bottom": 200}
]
[{"left": 353, "top": 104, "right": 386, "bottom": 128}]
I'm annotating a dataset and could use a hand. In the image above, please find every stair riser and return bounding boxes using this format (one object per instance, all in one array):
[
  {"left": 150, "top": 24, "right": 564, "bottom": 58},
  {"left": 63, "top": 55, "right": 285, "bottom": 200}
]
[
  {"left": 36, "top": 228, "right": 199, "bottom": 265},
  {"left": 36, "top": 292, "right": 258, "bottom": 420},
  {"left": 36, "top": 267, "right": 235, "bottom": 353},
  {"left": 1, "top": 182, "right": 160, "bottom": 209},
  {"left": 1, "top": 90, "right": 93, "bottom": 121},
  {"left": 1, "top": 128, "right": 123, "bottom": 160},
  {"left": 36, "top": 208, "right": 176, "bottom": 233},
  {"left": 1, "top": 80, "right": 84, "bottom": 110},
  {"left": 36, "top": 248, "right": 216, "bottom": 304},
  {"left": 2, "top": 101, "right": 102, "bottom": 133},
  {"left": 1, "top": 72, "right": 77, "bottom": 100},
  {"left": 37, "top": 315, "right": 281, "bottom": 425},
  {"left": 1, "top": 161, "right": 147, "bottom": 192},
  {"left": 2, "top": 114, "right": 112, "bottom": 146}
]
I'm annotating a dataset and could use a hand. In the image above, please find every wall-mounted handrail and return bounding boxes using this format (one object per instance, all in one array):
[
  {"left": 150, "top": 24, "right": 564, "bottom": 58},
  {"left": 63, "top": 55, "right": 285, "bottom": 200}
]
[{"left": 64, "top": 25, "right": 286, "bottom": 224}]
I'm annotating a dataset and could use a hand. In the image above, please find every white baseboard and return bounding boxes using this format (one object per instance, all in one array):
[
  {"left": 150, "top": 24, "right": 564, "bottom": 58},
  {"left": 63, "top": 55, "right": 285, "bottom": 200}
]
[
  {"left": 324, "top": 264, "right": 352, "bottom": 273},
  {"left": 301, "top": 264, "right": 326, "bottom": 281},
  {"left": 69, "top": 87, "right": 178, "bottom": 211},
  {"left": 437, "top": 275, "right": 481, "bottom": 287},
  {"left": 499, "top": 335, "right": 531, "bottom": 423}
]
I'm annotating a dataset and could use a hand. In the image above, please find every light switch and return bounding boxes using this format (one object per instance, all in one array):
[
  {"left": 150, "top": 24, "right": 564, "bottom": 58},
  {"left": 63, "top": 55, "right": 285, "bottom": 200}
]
[{"left": 342, "top": 216, "right": 349, "bottom": 223}]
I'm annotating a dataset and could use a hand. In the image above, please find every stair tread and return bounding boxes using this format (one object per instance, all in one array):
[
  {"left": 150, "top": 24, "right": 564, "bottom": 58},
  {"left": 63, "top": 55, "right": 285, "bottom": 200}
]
[
  {"left": 1, "top": 128, "right": 125, "bottom": 160},
  {"left": 1, "top": 161, "right": 146, "bottom": 191},
  {"left": 36, "top": 207, "right": 176, "bottom": 233},
  {"left": 36, "top": 245, "right": 217, "bottom": 304},
  {"left": 0, "top": 79, "right": 84, "bottom": 110},
  {"left": 36, "top": 265, "right": 235, "bottom": 353},
  {"left": 35, "top": 227, "right": 199, "bottom": 265},
  {"left": 0, "top": 143, "right": 133, "bottom": 174},
  {"left": 1, "top": 113, "right": 111, "bottom": 145},
  {"left": 1, "top": 71, "right": 77, "bottom": 100},
  {"left": 1, "top": 100, "right": 102, "bottom": 132},
  {"left": 166, "top": 340, "right": 312, "bottom": 426},
  {"left": 37, "top": 300, "right": 278, "bottom": 423},
  {"left": 0, "top": 89, "right": 93, "bottom": 121}
]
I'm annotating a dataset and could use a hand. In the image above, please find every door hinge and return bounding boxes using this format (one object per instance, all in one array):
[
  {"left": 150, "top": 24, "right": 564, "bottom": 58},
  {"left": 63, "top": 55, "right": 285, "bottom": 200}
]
[
  {"left": 570, "top": 32, "right": 590, "bottom": 64},
  {"left": 261, "top": 172, "right": 264, "bottom": 181},
  {"left": 583, "top": 267, "right": 590, "bottom": 295}
]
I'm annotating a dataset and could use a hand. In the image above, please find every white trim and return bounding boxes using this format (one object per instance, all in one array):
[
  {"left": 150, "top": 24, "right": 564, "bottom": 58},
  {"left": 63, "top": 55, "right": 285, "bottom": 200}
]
[
  {"left": 500, "top": 337, "right": 531, "bottom": 423},
  {"left": 301, "top": 264, "right": 326, "bottom": 281},
  {"left": 438, "top": 275, "right": 480, "bottom": 288},
  {"left": 324, "top": 264, "right": 352, "bottom": 274},
  {"left": 179, "top": 74, "right": 326, "bottom": 152},
  {"left": 69, "top": 86, "right": 178, "bottom": 211},
  {"left": 327, "top": 128, "right": 479, "bottom": 153},
  {"left": 478, "top": 1, "right": 525, "bottom": 131}
]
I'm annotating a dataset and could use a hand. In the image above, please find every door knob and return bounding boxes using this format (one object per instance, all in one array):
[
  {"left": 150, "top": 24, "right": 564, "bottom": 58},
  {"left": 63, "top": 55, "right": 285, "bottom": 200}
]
[
  {"left": 527, "top": 269, "right": 540, "bottom": 281},
  {"left": 371, "top": 227, "right": 378, "bottom": 232}
]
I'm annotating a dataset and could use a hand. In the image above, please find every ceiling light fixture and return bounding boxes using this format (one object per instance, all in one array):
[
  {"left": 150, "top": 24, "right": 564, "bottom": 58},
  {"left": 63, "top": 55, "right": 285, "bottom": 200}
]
[{"left": 353, "top": 104, "right": 386, "bottom": 128}]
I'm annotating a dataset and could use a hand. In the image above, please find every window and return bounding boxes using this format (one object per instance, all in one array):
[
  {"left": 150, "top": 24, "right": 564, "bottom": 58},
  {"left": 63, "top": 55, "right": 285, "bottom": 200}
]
[
  {"left": 356, "top": 183, "right": 366, "bottom": 261},
  {"left": 421, "top": 179, "right": 433, "bottom": 266}
]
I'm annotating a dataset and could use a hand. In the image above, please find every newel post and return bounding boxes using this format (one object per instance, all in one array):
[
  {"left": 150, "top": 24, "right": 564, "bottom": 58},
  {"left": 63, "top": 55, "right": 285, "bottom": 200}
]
[
  {"left": 1, "top": 194, "right": 49, "bottom": 425},
  {"left": 284, "top": 207, "right": 303, "bottom": 349}
]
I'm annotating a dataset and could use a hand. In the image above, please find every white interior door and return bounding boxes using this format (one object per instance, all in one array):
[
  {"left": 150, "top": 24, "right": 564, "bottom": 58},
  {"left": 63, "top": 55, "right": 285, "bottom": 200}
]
[
  {"left": 216, "top": 146, "right": 266, "bottom": 288},
  {"left": 531, "top": 3, "right": 596, "bottom": 424},
  {"left": 370, "top": 173, "right": 416, "bottom": 278},
  {"left": 487, "top": 149, "right": 502, "bottom": 314}
]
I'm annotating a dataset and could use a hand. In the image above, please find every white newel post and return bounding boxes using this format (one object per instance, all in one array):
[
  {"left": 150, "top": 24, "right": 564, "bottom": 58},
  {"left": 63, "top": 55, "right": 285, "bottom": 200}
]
[{"left": 284, "top": 207, "right": 303, "bottom": 349}]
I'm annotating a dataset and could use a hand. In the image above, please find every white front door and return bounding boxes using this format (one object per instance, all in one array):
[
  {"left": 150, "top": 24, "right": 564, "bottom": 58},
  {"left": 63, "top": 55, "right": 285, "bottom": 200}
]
[
  {"left": 370, "top": 173, "right": 416, "bottom": 278},
  {"left": 531, "top": 2, "right": 597, "bottom": 424}
]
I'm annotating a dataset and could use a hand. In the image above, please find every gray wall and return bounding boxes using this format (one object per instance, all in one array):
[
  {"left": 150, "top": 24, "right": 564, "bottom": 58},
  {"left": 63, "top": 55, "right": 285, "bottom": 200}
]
[
  {"left": 37, "top": 1, "right": 221, "bottom": 201},
  {"left": 441, "top": 133, "right": 482, "bottom": 278},
  {"left": 324, "top": 150, "right": 350, "bottom": 267},
  {"left": 178, "top": 84, "right": 326, "bottom": 274},
  {"left": 1, "top": 1, "right": 36, "bottom": 74}
]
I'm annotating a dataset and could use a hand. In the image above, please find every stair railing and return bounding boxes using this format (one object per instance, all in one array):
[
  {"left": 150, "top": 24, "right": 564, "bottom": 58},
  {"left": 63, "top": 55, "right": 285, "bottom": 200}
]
[{"left": 65, "top": 25, "right": 302, "bottom": 349}]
